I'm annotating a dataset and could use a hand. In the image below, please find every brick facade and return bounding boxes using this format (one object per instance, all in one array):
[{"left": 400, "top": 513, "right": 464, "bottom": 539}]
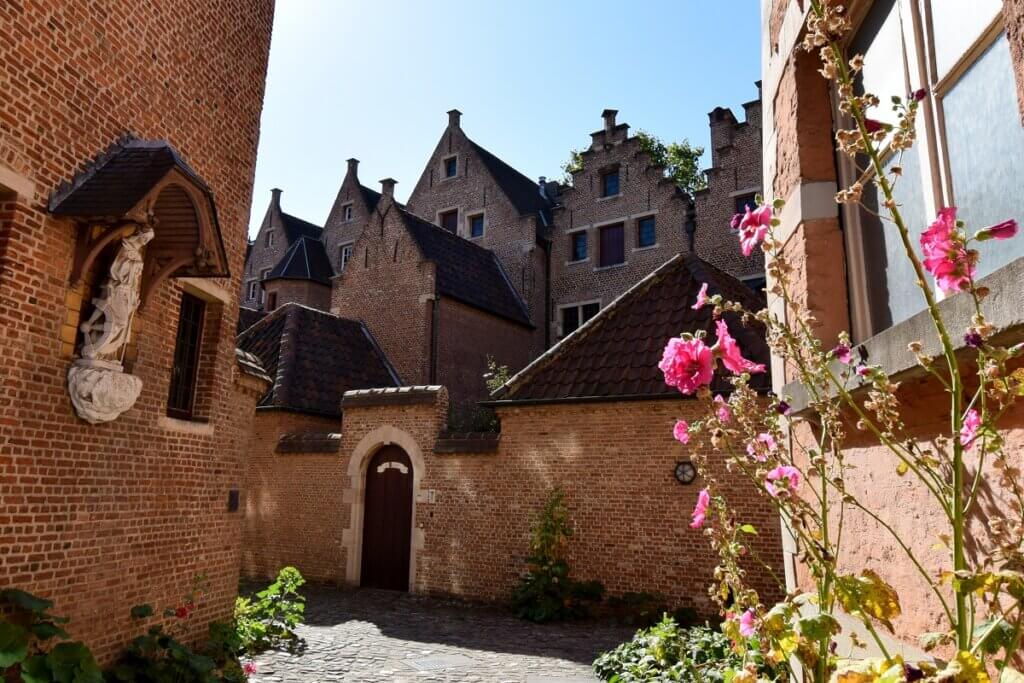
[
  {"left": 240, "top": 189, "right": 294, "bottom": 309},
  {"left": 322, "top": 158, "right": 381, "bottom": 276},
  {"left": 693, "top": 91, "right": 766, "bottom": 287},
  {"left": 264, "top": 277, "right": 331, "bottom": 312},
  {"left": 0, "top": 0, "right": 273, "bottom": 662},
  {"left": 242, "top": 388, "right": 784, "bottom": 615},
  {"left": 549, "top": 111, "right": 692, "bottom": 341}
]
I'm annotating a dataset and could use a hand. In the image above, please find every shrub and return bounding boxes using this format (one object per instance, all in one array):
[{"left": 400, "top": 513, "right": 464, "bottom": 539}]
[
  {"left": 234, "top": 567, "right": 306, "bottom": 655},
  {"left": 593, "top": 616, "right": 779, "bottom": 683},
  {"left": 511, "top": 488, "right": 604, "bottom": 622}
]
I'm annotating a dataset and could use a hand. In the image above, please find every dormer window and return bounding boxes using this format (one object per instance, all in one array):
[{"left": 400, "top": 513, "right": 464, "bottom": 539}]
[
  {"left": 342, "top": 203, "right": 354, "bottom": 222},
  {"left": 265, "top": 230, "right": 275, "bottom": 247},
  {"left": 443, "top": 156, "right": 457, "bottom": 178},
  {"left": 600, "top": 168, "right": 620, "bottom": 198}
]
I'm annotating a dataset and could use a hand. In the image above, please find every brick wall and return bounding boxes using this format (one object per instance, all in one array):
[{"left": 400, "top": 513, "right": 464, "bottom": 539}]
[
  {"left": 0, "top": 0, "right": 273, "bottom": 661},
  {"left": 435, "top": 298, "right": 535, "bottom": 409},
  {"left": 322, "top": 159, "right": 376, "bottom": 275},
  {"left": 242, "top": 389, "right": 784, "bottom": 615},
  {"left": 264, "top": 278, "right": 332, "bottom": 312},
  {"left": 240, "top": 189, "right": 293, "bottom": 309},
  {"left": 242, "top": 410, "right": 343, "bottom": 582},
  {"left": 693, "top": 95, "right": 766, "bottom": 284},
  {"left": 550, "top": 114, "right": 691, "bottom": 341},
  {"left": 331, "top": 200, "right": 435, "bottom": 385}
]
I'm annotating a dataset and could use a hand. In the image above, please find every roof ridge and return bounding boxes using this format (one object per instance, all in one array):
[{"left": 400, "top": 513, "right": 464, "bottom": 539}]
[{"left": 495, "top": 253, "right": 686, "bottom": 399}]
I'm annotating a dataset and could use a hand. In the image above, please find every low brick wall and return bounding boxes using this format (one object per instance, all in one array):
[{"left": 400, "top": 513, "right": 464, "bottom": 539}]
[{"left": 242, "top": 388, "right": 784, "bottom": 614}]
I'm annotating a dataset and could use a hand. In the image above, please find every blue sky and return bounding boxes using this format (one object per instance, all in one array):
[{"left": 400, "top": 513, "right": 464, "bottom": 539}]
[{"left": 247, "top": 0, "right": 761, "bottom": 235}]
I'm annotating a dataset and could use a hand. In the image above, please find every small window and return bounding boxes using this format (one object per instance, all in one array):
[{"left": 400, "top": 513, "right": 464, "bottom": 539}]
[
  {"left": 570, "top": 231, "right": 588, "bottom": 262},
  {"left": 258, "top": 268, "right": 271, "bottom": 303},
  {"left": 734, "top": 194, "right": 757, "bottom": 216},
  {"left": 598, "top": 223, "right": 625, "bottom": 267},
  {"left": 636, "top": 216, "right": 656, "bottom": 248},
  {"left": 444, "top": 156, "right": 457, "bottom": 178},
  {"left": 340, "top": 243, "right": 354, "bottom": 271},
  {"left": 167, "top": 293, "right": 206, "bottom": 419},
  {"left": 266, "top": 291, "right": 278, "bottom": 311},
  {"left": 560, "top": 301, "right": 600, "bottom": 337},
  {"left": 439, "top": 209, "right": 458, "bottom": 233},
  {"left": 247, "top": 280, "right": 258, "bottom": 300},
  {"left": 342, "top": 203, "right": 354, "bottom": 222},
  {"left": 601, "top": 169, "right": 620, "bottom": 197},
  {"left": 264, "top": 230, "right": 275, "bottom": 247},
  {"left": 469, "top": 214, "right": 484, "bottom": 238}
]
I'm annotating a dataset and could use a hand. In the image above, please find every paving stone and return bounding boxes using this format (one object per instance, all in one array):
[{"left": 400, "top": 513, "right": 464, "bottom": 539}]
[{"left": 248, "top": 585, "right": 632, "bottom": 682}]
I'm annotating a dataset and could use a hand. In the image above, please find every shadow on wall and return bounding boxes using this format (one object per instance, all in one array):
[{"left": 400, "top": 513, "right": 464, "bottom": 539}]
[{"left": 298, "top": 584, "right": 634, "bottom": 664}]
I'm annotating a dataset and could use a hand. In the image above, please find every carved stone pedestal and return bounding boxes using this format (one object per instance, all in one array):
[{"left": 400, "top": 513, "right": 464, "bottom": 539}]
[{"left": 67, "top": 359, "right": 143, "bottom": 425}]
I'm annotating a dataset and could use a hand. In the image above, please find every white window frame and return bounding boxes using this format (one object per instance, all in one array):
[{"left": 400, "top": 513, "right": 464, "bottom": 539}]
[
  {"left": 342, "top": 203, "right": 354, "bottom": 222},
  {"left": 567, "top": 228, "right": 589, "bottom": 264},
  {"left": 247, "top": 280, "right": 258, "bottom": 300},
  {"left": 265, "top": 230, "right": 275, "bottom": 248},
  {"left": 258, "top": 268, "right": 271, "bottom": 304},
  {"left": 837, "top": 0, "right": 1004, "bottom": 341},
  {"left": 339, "top": 242, "right": 354, "bottom": 271},
  {"left": 466, "top": 212, "right": 485, "bottom": 239},
  {"left": 557, "top": 299, "right": 601, "bottom": 338},
  {"left": 633, "top": 213, "right": 658, "bottom": 251}
]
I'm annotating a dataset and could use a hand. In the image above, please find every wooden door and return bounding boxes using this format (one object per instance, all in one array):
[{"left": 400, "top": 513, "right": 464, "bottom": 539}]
[{"left": 360, "top": 446, "right": 413, "bottom": 591}]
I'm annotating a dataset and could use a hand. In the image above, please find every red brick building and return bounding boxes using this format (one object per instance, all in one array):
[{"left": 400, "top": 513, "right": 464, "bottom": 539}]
[
  {"left": 0, "top": 0, "right": 273, "bottom": 662},
  {"left": 764, "top": 0, "right": 1024, "bottom": 653},
  {"left": 241, "top": 251, "right": 783, "bottom": 612}
]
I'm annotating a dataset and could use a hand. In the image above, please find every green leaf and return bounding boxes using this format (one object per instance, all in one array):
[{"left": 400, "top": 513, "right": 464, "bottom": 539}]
[
  {"left": 30, "top": 621, "right": 69, "bottom": 641},
  {"left": 1, "top": 589, "right": 54, "bottom": 614},
  {"left": 0, "top": 621, "right": 30, "bottom": 667},
  {"left": 797, "top": 613, "right": 841, "bottom": 641},
  {"left": 738, "top": 524, "right": 758, "bottom": 535},
  {"left": 20, "top": 654, "right": 53, "bottom": 683},
  {"left": 835, "top": 570, "right": 902, "bottom": 632},
  {"left": 188, "top": 653, "right": 216, "bottom": 673},
  {"left": 130, "top": 604, "right": 154, "bottom": 620},
  {"left": 973, "top": 617, "right": 1014, "bottom": 655}
]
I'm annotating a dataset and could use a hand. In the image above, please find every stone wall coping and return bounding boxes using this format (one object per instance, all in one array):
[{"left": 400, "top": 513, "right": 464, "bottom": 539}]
[
  {"left": 783, "top": 256, "right": 1024, "bottom": 412},
  {"left": 434, "top": 431, "right": 500, "bottom": 454},
  {"left": 276, "top": 431, "right": 341, "bottom": 454},
  {"left": 342, "top": 385, "right": 443, "bottom": 408}
]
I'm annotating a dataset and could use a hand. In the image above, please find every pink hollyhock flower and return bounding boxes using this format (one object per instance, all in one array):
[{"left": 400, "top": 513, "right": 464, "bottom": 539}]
[
  {"left": 730, "top": 213, "right": 743, "bottom": 231},
  {"left": 714, "top": 395, "right": 732, "bottom": 424},
  {"left": 243, "top": 662, "right": 258, "bottom": 675},
  {"left": 714, "top": 320, "right": 766, "bottom": 374},
  {"left": 921, "top": 207, "right": 975, "bottom": 293},
  {"left": 746, "top": 433, "right": 777, "bottom": 462},
  {"left": 912, "top": 88, "right": 927, "bottom": 102},
  {"left": 964, "top": 329, "right": 983, "bottom": 349},
  {"left": 737, "top": 204, "right": 772, "bottom": 256},
  {"left": 660, "top": 337, "right": 714, "bottom": 395},
  {"left": 738, "top": 608, "right": 757, "bottom": 637},
  {"left": 692, "top": 282, "right": 709, "bottom": 310},
  {"left": 960, "top": 409, "right": 981, "bottom": 448},
  {"left": 175, "top": 606, "right": 189, "bottom": 620},
  {"left": 673, "top": 420, "right": 691, "bottom": 445},
  {"left": 765, "top": 465, "right": 802, "bottom": 497},
  {"left": 864, "top": 118, "right": 885, "bottom": 133},
  {"left": 832, "top": 344, "right": 853, "bottom": 364},
  {"left": 690, "top": 488, "right": 710, "bottom": 529},
  {"left": 855, "top": 365, "right": 872, "bottom": 378},
  {"left": 976, "top": 219, "right": 1019, "bottom": 241},
  {"left": 775, "top": 400, "right": 791, "bottom": 416}
]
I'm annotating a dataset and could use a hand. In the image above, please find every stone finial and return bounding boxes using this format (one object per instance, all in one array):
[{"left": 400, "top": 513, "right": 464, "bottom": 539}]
[
  {"left": 447, "top": 109, "right": 462, "bottom": 128},
  {"left": 380, "top": 178, "right": 397, "bottom": 197},
  {"left": 270, "top": 187, "right": 283, "bottom": 208}
]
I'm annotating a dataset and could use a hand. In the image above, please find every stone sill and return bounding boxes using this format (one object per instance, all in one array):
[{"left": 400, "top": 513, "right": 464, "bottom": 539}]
[
  {"left": 434, "top": 431, "right": 500, "bottom": 454},
  {"left": 632, "top": 244, "right": 660, "bottom": 253},
  {"left": 596, "top": 194, "right": 621, "bottom": 202},
  {"left": 158, "top": 415, "right": 215, "bottom": 436},
  {"left": 783, "top": 256, "right": 1024, "bottom": 413},
  {"left": 593, "top": 262, "right": 627, "bottom": 272},
  {"left": 565, "top": 258, "right": 590, "bottom": 266}
]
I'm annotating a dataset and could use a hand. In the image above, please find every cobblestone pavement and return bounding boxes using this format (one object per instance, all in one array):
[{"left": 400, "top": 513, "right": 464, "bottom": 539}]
[{"left": 249, "top": 585, "right": 634, "bottom": 682}]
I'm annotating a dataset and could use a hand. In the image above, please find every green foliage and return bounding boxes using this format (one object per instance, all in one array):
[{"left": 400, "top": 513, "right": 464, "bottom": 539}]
[
  {"left": 0, "top": 588, "right": 94, "bottom": 680},
  {"left": 635, "top": 132, "right": 706, "bottom": 196},
  {"left": 483, "top": 356, "right": 511, "bottom": 394},
  {"left": 233, "top": 566, "right": 306, "bottom": 655},
  {"left": 106, "top": 617, "right": 247, "bottom": 683},
  {"left": 561, "top": 149, "right": 585, "bottom": 184},
  {"left": 511, "top": 489, "right": 604, "bottom": 622},
  {"left": 446, "top": 402, "right": 499, "bottom": 433},
  {"left": 593, "top": 617, "right": 779, "bottom": 683}
]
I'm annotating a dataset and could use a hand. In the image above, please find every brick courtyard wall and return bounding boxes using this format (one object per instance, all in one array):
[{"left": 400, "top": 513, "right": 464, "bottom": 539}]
[
  {"left": 435, "top": 299, "right": 535, "bottom": 411},
  {"left": 693, "top": 95, "right": 766, "bottom": 284},
  {"left": 405, "top": 111, "right": 547, "bottom": 355},
  {"left": 242, "top": 410, "right": 342, "bottom": 582},
  {"left": 550, "top": 114, "right": 691, "bottom": 342},
  {"left": 264, "top": 278, "right": 332, "bottom": 312},
  {"left": 0, "top": 0, "right": 273, "bottom": 662},
  {"left": 243, "top": 389, "right": 784, "bottom": 615}
]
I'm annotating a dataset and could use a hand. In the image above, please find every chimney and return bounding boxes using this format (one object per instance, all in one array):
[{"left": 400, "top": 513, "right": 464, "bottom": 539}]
[
  {"left": 270, "top": 187, "right": 282, "bottom": 208},
  {"left": 448, "top": 109, "right": 462, "bottom": 128},
  {"left": 346, "top": 158, "right": 359, "bottom": 177},
  {"left": 379, "top": 177, "right": 397, "bottom": 198},
  {"left": 602, "top": 109, "right": 618, "bottom": 134},
  {"left": 538, "top": 176, "right": 548, "bottom": 201}
]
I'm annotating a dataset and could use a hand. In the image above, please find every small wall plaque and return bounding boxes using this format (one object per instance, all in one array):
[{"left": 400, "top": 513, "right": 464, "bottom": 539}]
[{"left": 227, "top": 489, "right": 240, "bottom": 512}]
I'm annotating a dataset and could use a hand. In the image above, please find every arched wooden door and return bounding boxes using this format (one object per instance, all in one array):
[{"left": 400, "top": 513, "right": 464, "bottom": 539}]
[{"left": 360, "top": 445, "right": 413, "bottom": 591}]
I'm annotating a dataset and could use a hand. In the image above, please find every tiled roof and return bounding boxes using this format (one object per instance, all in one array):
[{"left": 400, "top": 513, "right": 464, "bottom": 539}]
[
  {"left": 237, "top": 303, "right": 400, "bottom": 416},
  {"left": 49, "top": 136, "right": 211, "bottom": 217},
  {"left": 399, "top": 208, "right": 531, "bottom": 326},
  {"left": 468, "top": 140, "right": 551, "bottom": 218},
  {"left": 360, "top": 184, "right": 383, "bottom": 211},
  {"left": 265, "top": 235, "right": 333, "bottom": 284},
  {"left": 237, "top": 306, "right": 267, "bottom": 335},
  {"left": 494, "top": 253, "right": 769, "bottom": 403},
  {"left": 280, "top": 212, "right": 323, "bottom": 243}
]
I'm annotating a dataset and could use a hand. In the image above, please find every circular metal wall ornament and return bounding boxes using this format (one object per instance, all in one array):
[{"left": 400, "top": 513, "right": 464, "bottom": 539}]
[{"left": 674, "top": 460, "right": 697, "bottom": 485}]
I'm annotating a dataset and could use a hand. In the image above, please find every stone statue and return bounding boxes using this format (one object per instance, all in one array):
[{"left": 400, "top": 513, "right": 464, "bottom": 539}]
[{"left": 67, "top": 227, "right": 154, "bottom": 424}]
